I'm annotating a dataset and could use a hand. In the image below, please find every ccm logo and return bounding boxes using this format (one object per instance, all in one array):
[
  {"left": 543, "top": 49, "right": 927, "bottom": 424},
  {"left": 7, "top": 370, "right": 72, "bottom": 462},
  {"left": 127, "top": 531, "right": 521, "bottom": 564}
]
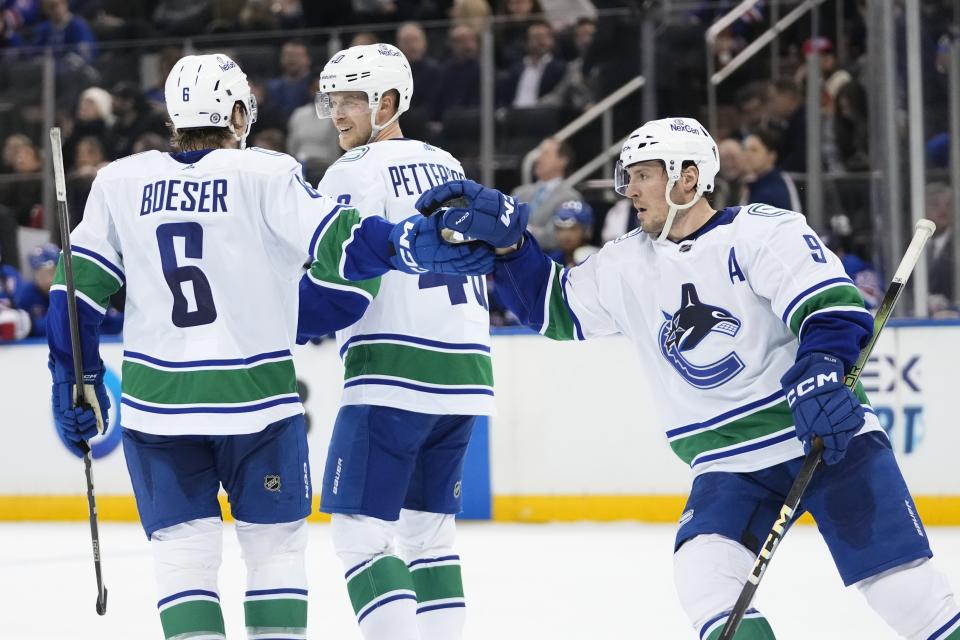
[
  {"left": 397, "top": 221, "right": 426, "bottom": 273},
  {"left": 786, "top": 371, "right": 839, "bottom": 407},
  {"left": 500, "top": 196, "right": 515, "bottom": 226}
]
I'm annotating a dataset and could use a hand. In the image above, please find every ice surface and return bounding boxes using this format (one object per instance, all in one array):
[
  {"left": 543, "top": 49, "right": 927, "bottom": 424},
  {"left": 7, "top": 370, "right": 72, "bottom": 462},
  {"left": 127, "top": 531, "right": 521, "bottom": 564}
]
[{"left": 2, "top": 522, "right": 958, "bottom": 639}]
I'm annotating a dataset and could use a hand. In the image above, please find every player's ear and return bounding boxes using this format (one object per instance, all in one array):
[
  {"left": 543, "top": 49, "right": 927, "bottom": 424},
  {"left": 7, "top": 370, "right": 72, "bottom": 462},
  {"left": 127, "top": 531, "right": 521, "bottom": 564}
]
[
  {"left": 683, "top": 164, "right": 700, "bottom": 195},
  {"left": 231, "top": 102, "right": 248, "bottom": 134}
]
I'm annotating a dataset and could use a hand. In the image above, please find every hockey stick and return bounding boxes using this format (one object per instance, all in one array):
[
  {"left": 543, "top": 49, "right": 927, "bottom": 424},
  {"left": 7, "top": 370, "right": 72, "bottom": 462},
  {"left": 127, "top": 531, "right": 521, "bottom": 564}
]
[
  {"left": 717, "top": 218, "right": 937, "bottom": 640},
  {"left": 49, "top": 127, "right": 108, "bottom": 616}
]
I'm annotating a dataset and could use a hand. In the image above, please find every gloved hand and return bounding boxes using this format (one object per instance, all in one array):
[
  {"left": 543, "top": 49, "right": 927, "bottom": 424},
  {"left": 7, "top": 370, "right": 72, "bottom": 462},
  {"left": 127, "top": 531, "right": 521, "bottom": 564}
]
[
  {"left": 415, "top": 179, "right": 529, "bottom": 249},
  {"left": 389, "top": 214, "right": 495, "bottom": 275},
  {"left": 50, "top": 359, "right": 110, "bottom": 456},
  {"left": 780, "top": 352, "right": 865, "bottom": 465}
]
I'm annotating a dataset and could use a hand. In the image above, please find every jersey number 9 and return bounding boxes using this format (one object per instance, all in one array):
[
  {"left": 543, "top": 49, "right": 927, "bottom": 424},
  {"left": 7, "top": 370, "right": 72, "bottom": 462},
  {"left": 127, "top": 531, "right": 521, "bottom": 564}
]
[{"left": 157, "top": 222, "right": 218, "bottom": 327}]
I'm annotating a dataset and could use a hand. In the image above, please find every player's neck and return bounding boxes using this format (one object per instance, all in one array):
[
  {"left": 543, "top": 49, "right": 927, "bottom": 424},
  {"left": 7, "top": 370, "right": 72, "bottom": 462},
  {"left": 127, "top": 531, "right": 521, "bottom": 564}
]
[
  {"left": 372, "top": 121, "right": 403, "bottom": 143},
  {"left": 666, "top": 199, "right": 716, "bottom": 242}
]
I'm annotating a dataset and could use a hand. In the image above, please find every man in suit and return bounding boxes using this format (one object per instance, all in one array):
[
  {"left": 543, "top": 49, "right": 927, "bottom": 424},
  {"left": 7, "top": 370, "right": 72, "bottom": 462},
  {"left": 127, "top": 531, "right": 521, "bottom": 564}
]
[
  {"left": 501, "top": 20, "right": 567, "bottom": 108},
  {"left": 512, "top": 137, "right": 582, "bottom": 249},
  {"left": 926, "top": 182, "right": 956, "bottom": 314}
]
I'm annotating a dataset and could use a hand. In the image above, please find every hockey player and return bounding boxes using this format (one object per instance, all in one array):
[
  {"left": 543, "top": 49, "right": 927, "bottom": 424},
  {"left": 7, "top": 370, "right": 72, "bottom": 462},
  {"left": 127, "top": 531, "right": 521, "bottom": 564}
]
[
  {"left": 303, "top": 43, "right": 517, "bottom": 640},
  {"left": 419, "top": 117, "right": 960, "bottom": 639},
  {"left": 46, "top": 53, "right": 493, "bottom": 640}
]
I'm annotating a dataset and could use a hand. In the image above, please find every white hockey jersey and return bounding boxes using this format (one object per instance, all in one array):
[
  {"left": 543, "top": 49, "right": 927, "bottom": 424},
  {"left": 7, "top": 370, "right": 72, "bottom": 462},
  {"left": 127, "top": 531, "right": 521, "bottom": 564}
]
[
  {"left": 316, "top": 139, "right": 495, "bottom": 415},
  {"left": 497, "top": 203, "right": 880, "bottom": 476},
  {"left": 52, "top": 147, "right": 384, "bottom": 436}
]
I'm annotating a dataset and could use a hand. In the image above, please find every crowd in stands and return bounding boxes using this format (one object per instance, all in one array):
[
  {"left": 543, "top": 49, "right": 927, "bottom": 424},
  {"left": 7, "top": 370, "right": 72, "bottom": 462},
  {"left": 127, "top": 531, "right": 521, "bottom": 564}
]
[{"left": 1, "top": 1, "right": 959, "bottom": 340}]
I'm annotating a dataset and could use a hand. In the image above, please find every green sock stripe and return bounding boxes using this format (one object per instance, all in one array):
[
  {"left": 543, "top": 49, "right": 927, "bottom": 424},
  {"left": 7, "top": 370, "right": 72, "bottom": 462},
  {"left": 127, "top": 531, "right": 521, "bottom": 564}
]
[
  {"left": 935, "top": 611, "right": 960, "bottom": 639},
  {"left": 346, "top": 555, "right": 415, "bottom": 615},
  {"left": 159, "top": 600, "right": 225, "bottom": 639},
  {"left": 244, "top": 598, "right": 308, "bottom": 632},
  {"left": 410, "top": 564, "right": 465, "bottom": 603},
  {"left": 704, "top": 614, "right": 776, "bottom": 640}
]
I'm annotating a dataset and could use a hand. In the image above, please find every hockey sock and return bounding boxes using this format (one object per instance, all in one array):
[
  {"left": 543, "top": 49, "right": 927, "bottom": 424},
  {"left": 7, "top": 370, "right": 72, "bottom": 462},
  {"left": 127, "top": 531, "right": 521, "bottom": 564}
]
[
  {"left": 237, "top": 519, "right": 309, "bottom": 640},
  {"left": 158, "top": 590, "right": 226, "bottom": 640},
  {"left": 930, "top": 612, "right": 960, "bottom": 640},
  {"left": 152, "top": 518, "right": 226, "bottom": 640},
  {"left": 347, "top": 554, "right": 419, "bottom": 639},
  {"left": 409, "top": 555, "right": 466, "bottom": 639},
  {"left": 701, "top": 610, "right": 777, "bottom": 640},
  {"left": 857, "top": 558, "right": 960, "bottom": 640},
  {"left": 397, "top": 510, "right": 466, "bottom": 639}
]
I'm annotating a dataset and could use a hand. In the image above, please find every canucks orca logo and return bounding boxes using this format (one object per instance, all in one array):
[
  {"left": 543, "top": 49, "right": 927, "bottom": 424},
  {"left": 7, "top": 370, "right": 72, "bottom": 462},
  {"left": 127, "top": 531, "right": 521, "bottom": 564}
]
[{"left": 658, "top": 283, "right": 745, "bottom": 389}]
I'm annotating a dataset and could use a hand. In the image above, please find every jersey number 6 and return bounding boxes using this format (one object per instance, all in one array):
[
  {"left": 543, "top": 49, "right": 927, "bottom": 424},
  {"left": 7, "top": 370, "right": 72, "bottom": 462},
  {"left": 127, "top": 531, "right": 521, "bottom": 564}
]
[{"left": 157, "top": 222, "right": 218, "bottom": 328}]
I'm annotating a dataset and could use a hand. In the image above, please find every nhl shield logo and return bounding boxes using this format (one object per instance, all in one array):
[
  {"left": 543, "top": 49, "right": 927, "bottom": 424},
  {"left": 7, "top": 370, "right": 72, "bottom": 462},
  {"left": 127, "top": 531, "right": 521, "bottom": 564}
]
[
  {"left": 658, "top": 283, "right": 745, "bottom": 389},
  {"left": 264, "top": 475, "right": 281, "bottom": 492}
]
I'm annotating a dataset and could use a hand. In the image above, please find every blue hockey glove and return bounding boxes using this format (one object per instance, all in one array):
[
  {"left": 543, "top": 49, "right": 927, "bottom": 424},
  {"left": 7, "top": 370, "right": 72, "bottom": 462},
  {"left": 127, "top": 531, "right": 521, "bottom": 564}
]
[
  {"left": 50, "top": 359, "right": 110, "bottom": 456},
  {"left": 415, "top": 179, "right": 529, "bottom": 249},
  {"left": 389, "top": 214, "right": 495, "bottom": 275},
  {"left": 780, "top": 352, "right": 865, "bottom": 465}
]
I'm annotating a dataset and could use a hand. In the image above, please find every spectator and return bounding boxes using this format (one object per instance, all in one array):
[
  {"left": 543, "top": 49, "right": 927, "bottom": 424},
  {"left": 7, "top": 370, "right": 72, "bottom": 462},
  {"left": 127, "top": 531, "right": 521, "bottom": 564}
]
[
  {"left": 767, "top": 79, "right": 807, "bottom": 173},
  {"left": 432, "top": 24, "right": 481, "bottom": 122},
  {"left": 0, "top": 247, "right": 30, "bottom": 341},
  {"left": 0, "top": 138, "right": 43, "bottom": 229},
  {"left": 250, "top": 128, "right": 286, "bottom": 153},
  {"left": 349, "top": 31, "right": 378, "bottom": 47},
  {"left": 106, "top": 82, "right": 167, "bottom": 160},
  {"left": 132, "top": 132, "right": 170, "bottom": 154},
  {"left": 540, "top": 16, "right": 597, "bottom": 112},
  {"left": 494, "top": 0, "right": 538, "bottom": 68},
  {"left": 834, "top": 79, "right": 869, "bottom": 171},
  {"left": 72, "top": 135, "right": 107, "bottom": 177},
  {"left": 600, "top": 198, "right": 638, "bottom": 243},
  {"left": 742, "top": 126, "right": 802, "bottom": 213},
  {"left": 539, "top": 0, "right": 595, "bottom": 32},
  {"left": 512, "top": 136, "right": 582, "bottom": 249},
  {"left": 450, "top": 0, "right": 491, "bottom": 33},
  {"left": 265, "top": 40, "right": 313, "bottom": 121},
  {"left": 2, "top": 133, "right": 30, "bottom": 173},
  {"left": 0, "top": 203, "right": 19, "bottom": 269},
  {"left": 822, "top": 214, "right": 883, "bottom": 310},
  {"left": 152, "top": 0, "right": 211, "bottom": 36},
  {"left": 502, "top": 19, "right": 566, "bottom": 107},
  {"left": 144, "top": 47, "right": 183, "bottom": 112},
  {"left": 31, "top": 0, "right": 97, "bottom": 64},
  {"left": 396, "top": 21, "right": 441, "bottom": 113},
  {"left": 547, "top": 200, "right": 598, "bottom": 267},
  {"left": 15, "top": 242, "right": 122, "bottom": 337},
  {"left": 63, "top": 86, "right": 112, "bottom": 171},
  {"left": 712, "top": 138, "right": 747, "bottom": 210},
  {"left": 286, "top": 78, "right": 341, "bottom": 165},
  {"left": 734, "top": 80, "right": 769, "bottom": 139},
  {"left": 926, "top": 182, "right": 956, "bottom": 310}
]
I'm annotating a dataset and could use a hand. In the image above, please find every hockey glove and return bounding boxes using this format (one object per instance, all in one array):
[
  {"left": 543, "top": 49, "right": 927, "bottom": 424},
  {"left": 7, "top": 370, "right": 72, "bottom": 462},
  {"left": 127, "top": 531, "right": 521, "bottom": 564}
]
[
  {"left": 415, "top": 179, "right": 529, "bottom": 249},
  {"left": 780, "top": 352, "right": 865, "bottom": 465},
  {"left": 389, "top": 214, "right": 495, "bottom": 275},
  {"left": 50, "top": 358, "right": 110, "bottom": 456}
]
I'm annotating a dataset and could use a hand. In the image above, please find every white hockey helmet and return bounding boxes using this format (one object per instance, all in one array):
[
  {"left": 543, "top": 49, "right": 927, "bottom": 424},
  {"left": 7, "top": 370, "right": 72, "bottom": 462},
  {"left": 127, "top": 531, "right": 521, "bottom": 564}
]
[
  {"left": 614, "top": 117, "right": 719, "bottom": 242},
  {"left": 315, "top": 43, "right": 413, "bottom": 138},
  {"left": 164, "top": 53, "right": 258, "bottom": 148}
]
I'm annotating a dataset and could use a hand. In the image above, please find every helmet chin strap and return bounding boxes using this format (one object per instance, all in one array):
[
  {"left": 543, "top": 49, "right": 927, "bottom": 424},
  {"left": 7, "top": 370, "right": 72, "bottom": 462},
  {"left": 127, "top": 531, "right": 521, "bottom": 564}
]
[
  {"left": 655, "top": 179, "right": 703, "bottom": 244},
  {"left": 366, "top": 96, "right": 403, "bottom": 144}
]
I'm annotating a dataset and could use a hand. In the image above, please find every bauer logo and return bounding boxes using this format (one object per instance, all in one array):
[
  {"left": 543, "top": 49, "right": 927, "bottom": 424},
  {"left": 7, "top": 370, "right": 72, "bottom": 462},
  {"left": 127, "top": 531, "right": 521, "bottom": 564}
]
[{"left": 264, "top": 475, "right": 281, "bottom": 492}]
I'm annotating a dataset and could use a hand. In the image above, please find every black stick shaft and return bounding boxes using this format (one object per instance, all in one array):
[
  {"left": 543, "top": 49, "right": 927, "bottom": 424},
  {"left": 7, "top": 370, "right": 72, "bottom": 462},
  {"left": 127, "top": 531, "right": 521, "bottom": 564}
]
[
  {"left": 717, "top": 220, "right": 935, "bottom": 640},
  {"left": 49, "top": 127, "right": 108, "bottom": 616}
]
